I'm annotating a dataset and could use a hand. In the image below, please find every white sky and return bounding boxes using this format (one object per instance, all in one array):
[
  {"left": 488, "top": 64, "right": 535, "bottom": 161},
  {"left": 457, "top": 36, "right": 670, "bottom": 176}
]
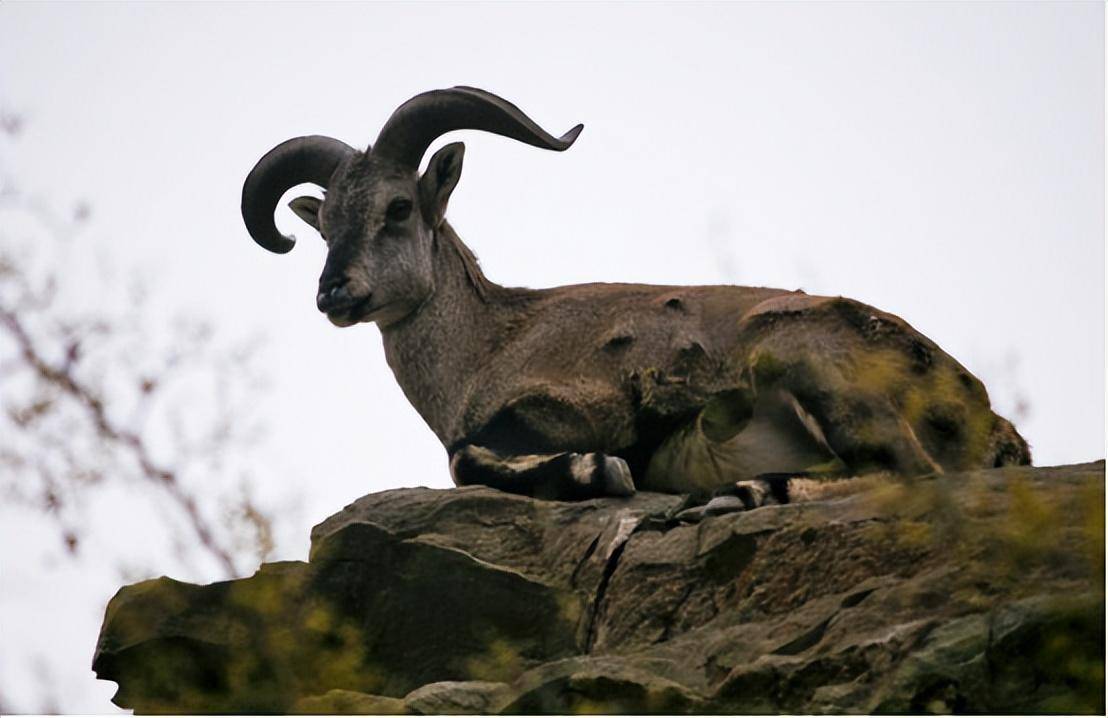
[{"left": 0, "top": 2, "right": 1103, "bottom": 712}]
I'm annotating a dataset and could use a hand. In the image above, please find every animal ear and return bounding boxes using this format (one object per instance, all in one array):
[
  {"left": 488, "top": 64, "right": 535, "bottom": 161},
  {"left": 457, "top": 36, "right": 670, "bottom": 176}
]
[
  {"left": 419, "top": 142, "right": 465, "bottom": 227},
  {"left": 288, "top": 195, "right": 323, "bottom": 231}
]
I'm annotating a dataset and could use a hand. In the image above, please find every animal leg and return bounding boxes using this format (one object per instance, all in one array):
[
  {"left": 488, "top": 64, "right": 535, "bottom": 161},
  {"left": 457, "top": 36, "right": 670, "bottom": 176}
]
[
  {"left": 642, "top": 386, "right": 844, "bottom": 495},
  {"left": 740, "top": 297, "right": 950, "bottom": 477},
  {"left": 675, "top": 473, "right": 882, "bottom": 523},
  {"left": 784, "top": 376, "right": 939, "bottom": 476},
  {"left": 672, "top": 474, "right": 791, "bottom": 522},
  {"left": 449, "top": 444, "right": 635, "bottom": 500}
]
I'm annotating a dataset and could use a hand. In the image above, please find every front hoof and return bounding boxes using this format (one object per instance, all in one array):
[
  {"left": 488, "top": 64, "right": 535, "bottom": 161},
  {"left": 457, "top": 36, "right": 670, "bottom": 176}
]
[
  {"left": 733, "top": 475, "right": 792, "bottom": 508},
  {"left": 733, "top": 480, "right": 770, "bottom": 509},
  {"left": 567, "top": 453, "right": 635, "bottom": 498},
  {"left": 600, "top": 455, "right": 636, "bottom": 497}
]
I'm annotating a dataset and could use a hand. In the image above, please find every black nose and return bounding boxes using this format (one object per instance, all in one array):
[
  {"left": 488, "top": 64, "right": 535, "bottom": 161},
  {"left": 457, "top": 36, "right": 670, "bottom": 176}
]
[{"left": 317, "top": 277, "right": 353, "bottom": 313}]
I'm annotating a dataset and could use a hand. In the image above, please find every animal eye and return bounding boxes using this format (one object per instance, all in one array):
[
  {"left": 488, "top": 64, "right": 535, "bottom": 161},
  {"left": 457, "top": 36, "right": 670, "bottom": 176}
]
[{"left": 386, "top": 198, "right": 412, "bottom": 223}]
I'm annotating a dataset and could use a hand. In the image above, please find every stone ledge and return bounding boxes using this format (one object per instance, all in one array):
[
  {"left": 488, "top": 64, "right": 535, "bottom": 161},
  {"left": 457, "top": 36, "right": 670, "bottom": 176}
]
[{"left": 93, "top": 462, "right": 1105, "bottom": 714}]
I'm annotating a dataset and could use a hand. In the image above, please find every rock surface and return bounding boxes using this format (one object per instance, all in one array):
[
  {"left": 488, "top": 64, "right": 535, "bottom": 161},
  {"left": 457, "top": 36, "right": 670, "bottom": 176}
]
[{"left": 93, "top": 462, "right": 1105, "bottom": 714}]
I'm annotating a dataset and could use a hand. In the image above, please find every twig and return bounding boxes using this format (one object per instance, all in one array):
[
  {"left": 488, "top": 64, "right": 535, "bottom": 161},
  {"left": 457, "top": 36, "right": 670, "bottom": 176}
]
[{"left": 0, "top": 304, "right": 238, "bottom": 578}]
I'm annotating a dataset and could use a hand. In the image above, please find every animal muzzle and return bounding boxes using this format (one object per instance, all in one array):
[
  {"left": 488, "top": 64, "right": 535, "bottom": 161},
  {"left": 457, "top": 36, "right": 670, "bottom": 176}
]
[{"left": 316, "top": 277, "right": 370, "bottom": 316}]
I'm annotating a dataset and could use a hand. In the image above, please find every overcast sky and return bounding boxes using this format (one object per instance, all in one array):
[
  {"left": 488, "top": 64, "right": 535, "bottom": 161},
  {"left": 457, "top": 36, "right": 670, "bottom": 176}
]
[{"left": 0, "top": 2, "right": 1103, "bottom": 712}]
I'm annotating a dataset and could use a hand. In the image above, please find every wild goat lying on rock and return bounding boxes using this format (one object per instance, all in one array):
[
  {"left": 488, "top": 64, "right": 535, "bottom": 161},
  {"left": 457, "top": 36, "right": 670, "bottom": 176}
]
[{"left": 241, "top": 86, "right": 1030, "bottom": 505}]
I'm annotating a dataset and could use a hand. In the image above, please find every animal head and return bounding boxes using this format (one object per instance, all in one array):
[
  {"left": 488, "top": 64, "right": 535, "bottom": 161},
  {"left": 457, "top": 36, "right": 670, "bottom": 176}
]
[{"left": 241, "top": 87, "right": 583, "bottom": 327}]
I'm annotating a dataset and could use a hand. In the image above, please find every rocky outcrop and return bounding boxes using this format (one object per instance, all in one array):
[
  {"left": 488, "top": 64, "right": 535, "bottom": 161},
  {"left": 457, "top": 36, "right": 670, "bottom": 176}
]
[{"left": 93, "top": 462, "right": 1105, "bottom": 714}]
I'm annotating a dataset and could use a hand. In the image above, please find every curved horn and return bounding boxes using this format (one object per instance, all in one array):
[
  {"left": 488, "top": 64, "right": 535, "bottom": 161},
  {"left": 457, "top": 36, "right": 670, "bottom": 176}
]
[
  {"left": 241, "top": 135, "right": 356, "bottom": 254},
  {"left": 372, "top": 86, "right": 583, "bottom": 170}
]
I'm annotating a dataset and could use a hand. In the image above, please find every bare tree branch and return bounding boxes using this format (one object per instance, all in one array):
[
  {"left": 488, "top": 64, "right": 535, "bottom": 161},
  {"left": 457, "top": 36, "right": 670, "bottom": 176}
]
[{"left": 1, "top": 296, "right": 238, "bottom": 577}]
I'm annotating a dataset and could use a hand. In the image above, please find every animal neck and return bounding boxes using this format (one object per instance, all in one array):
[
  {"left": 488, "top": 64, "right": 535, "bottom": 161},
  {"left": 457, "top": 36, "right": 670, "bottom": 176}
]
[{"left": 379, "top": 221, "right": 504, "bottom": 445}]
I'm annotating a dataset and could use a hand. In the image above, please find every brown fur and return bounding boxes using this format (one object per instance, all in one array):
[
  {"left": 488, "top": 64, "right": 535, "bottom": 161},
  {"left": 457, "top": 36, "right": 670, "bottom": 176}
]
[
  {"left": 379, "top": 219, "right": 1029, "bottom": 497},
  {"left": 266, "top": 115, "right": 1030, "bottom": 500}
]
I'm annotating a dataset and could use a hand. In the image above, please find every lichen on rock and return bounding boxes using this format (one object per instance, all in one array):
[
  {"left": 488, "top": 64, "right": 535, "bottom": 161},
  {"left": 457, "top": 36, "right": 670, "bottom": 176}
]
[{"left": 93, "top": 462, "right": 1105, "bottom": 714}]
